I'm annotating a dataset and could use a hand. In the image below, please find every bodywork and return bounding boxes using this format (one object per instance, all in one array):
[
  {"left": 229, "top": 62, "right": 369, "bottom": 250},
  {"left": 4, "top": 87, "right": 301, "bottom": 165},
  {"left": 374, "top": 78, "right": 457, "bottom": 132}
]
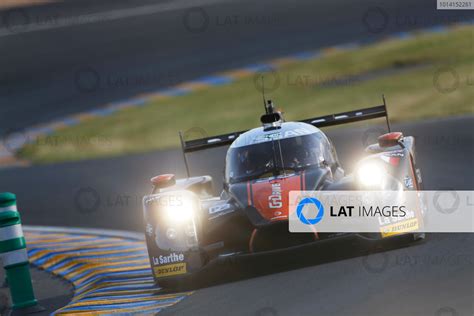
[{"left": 142, "top": 101, "right": 424, "bottom": 286}]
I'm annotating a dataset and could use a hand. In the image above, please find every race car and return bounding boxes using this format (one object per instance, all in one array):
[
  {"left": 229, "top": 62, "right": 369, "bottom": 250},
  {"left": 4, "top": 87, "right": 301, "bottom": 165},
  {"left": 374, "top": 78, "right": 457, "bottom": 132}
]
[{"left": 142, "top": 98, "right": 425, "bottom": 289}]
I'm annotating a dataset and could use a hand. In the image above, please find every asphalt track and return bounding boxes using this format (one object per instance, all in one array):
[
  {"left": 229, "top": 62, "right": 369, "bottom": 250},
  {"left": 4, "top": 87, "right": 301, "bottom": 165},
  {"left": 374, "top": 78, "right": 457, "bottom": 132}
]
[
  {"left": 0, "top": 266, "right": 72, "bottom": 315},
  {"left": 0, "top": 0, "right": 473, "bottom": 314},
  {"left": 0, "top": 116, "right": 473, "bottom": 315}
]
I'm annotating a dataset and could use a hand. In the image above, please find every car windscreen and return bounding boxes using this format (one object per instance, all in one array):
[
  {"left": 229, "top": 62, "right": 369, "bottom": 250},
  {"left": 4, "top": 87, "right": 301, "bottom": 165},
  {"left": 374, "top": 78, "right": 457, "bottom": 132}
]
[{"left": 225, "top": 132, "right": 328, "bottom": 183}]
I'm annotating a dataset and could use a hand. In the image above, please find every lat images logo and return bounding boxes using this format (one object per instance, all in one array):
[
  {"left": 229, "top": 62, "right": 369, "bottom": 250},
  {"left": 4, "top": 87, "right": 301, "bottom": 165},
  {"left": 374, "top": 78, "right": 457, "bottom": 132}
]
[{"left": 296, "top": 197, "right": 324, "bottom": 225}]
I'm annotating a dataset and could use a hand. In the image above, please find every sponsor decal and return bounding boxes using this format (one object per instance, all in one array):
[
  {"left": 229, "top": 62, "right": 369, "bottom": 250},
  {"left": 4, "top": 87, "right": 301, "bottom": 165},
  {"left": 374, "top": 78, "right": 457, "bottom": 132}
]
[
  {"left": 251, "top": 128, "right": 315, "bottom": 144},
  {"left": 383, "top": 150, "right": 405, "bottom": 157},
  {"left": 146, "top": 223, "right": 153, "bottom": 236},
  {"left": 153, "top": 252, "right": 184, "bottom": 266},
  {"left": 404, "top": 175, "right": 414, "bottom": 189},
  {"left": 254, "top": 173, "right": 295, "bottom": 183},
  {"left": 154, "top": 263, "right": 187, "bottom": 278},
  {"left": 251, "top": 174, "right": 301, "bottom": 220},
  {"left": 209, "top": 203, "right": 231, "bottom": 214},
  {"left": 268, "top": 182, "right": 283, "bottom": 208},
  {"left": 380, "top": 218, "right": 419, "bottom": 237},
  {"left": 144, "top": 195, "right": 160, "bottom": 204},
  {"left": 209, "top": 202, "right": 234, "bottom": 219}
]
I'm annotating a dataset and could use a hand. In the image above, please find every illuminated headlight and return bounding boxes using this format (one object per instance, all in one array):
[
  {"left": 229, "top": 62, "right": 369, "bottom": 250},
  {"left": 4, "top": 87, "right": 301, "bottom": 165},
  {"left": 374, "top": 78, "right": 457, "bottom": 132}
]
[
  {"left": 163, "top": 196, "right": 196, "bottom": 223},
  {"left": 152, "top": 191, "right": 200, "bottom": 252},
  {"left": 357, "top": 162, "right": 385, "bottom": 187}
]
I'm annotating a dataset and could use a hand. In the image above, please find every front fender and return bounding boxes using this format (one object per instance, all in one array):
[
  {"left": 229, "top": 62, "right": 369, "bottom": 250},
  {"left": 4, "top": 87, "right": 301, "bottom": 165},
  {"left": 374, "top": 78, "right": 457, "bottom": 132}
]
[{"left": 143, "top": 190, "right": 206, "bottom": 283}]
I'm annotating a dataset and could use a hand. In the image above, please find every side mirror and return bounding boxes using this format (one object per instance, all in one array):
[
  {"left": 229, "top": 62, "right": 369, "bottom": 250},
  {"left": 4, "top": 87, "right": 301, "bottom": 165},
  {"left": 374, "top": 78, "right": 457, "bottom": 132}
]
[
  {"left": 378, "top": 132, "right": 403, "bottom": 148},
  {"left": 150, "top": 174, "right": 176, "bottom": 193}
]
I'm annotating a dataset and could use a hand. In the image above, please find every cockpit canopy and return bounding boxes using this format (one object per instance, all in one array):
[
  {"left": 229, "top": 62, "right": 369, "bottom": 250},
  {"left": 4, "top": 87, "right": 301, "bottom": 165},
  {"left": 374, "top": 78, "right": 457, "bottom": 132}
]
[{"left": 225, "top": 122, "right": 337, "bottom": 184}]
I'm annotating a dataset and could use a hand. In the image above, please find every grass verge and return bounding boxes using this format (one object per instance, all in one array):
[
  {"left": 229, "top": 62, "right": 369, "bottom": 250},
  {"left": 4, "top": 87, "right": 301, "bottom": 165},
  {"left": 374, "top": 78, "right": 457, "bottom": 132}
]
[{"left": 19, "top": 25, "right": 474, "bottom": 163}]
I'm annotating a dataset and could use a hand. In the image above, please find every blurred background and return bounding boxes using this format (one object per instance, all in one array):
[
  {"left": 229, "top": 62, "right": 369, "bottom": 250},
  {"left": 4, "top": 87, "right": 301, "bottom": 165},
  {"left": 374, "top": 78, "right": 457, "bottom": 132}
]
[{"left": 0, "top": 1, "right": 473, "bottom": 315}]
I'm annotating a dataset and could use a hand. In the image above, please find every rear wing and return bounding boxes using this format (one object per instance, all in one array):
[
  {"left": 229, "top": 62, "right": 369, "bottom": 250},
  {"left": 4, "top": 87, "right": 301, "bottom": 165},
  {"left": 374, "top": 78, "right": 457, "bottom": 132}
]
[{"left": 179, "top": 97, "right": 391, "bottom": 176}]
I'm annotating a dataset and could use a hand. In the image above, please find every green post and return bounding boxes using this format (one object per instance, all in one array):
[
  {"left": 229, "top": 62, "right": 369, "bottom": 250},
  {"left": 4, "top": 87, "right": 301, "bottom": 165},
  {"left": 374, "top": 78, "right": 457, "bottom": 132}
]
[{"left": 0, "top": 193, "right": 43, "bottom": 314}]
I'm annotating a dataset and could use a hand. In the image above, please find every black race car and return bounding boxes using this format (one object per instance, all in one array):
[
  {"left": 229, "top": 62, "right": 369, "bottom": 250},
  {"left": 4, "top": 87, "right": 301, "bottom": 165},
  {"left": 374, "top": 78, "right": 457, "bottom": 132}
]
[{"left": 142, "top": 98, "right": 425, "bottom": 289}]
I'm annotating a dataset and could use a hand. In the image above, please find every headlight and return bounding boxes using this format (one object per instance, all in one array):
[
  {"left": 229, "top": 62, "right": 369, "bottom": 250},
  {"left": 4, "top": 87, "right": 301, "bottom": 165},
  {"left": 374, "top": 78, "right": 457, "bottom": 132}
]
[
  {"left": 357, "top": 162, "right": 385, "bottom": 187},
  {"left": 153, "top": 191, "right": 200, "bottom": 251},
  {"left": 162, "top": 195, "right": 196, "bottom": 223}
]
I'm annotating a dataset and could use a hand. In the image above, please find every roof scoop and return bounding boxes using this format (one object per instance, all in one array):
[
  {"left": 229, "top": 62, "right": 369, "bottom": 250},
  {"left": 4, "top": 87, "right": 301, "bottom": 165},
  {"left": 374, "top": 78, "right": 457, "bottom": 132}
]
[{"left": 260, "top": 100, "right": 283, "bottom": 130}]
